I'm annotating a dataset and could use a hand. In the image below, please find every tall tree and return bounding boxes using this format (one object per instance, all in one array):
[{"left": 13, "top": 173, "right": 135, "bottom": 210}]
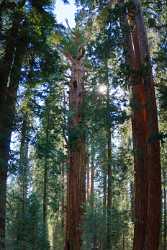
[
  {"left": 64, "top": 43, "right": 86, "bottom": 250},
  {"left": 119, "top": 0, "right": 161, "bottom": 249},
  {"left": 0, "top": 2, "right": 28, "bottom": 248}
]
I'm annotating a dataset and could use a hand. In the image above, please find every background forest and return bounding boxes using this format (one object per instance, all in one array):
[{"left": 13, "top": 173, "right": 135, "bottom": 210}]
[{"left": 0, "top": 0, "right": 167, "bottom": 250}]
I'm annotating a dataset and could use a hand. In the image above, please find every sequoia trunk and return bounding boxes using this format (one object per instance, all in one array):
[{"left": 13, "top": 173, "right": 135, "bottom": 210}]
[
  {"left": 64, "top": 50, "right": 86, "bottom": 250},
  {"left": 118, "top": 0, "right": 161, "bottom": 249},
  {"left": 119, "top": 0, "right": 161, "bottom": 249}
]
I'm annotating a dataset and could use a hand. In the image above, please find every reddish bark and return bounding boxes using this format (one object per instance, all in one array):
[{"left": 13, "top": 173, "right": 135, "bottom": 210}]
[
  {"left": 130, "top": 21, "right": 148, "bottom": 250},
  {"left": 118, "top": 0, "right": 161, "bottom": 249},
  {"left": 64, "top": 50, "right": 86, "bottom": 250},
  {"left": 124, "top": 1, "right": 161, "bottom": 249}
]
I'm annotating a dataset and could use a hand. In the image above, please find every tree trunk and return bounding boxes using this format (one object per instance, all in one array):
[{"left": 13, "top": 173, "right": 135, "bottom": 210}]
[
  {"left": 61, "top": 161, "right": 65, "bottom": 229},
  {"left": 0, "top": 4, "right": 27, "bottom": 247},
  {"left": 43, "top": 105, "right": 50, "bottom": 242},
  {"left": 64, "top": 50, "right": 86, "bottom": 250},
  {"left": 90, "top": 148, "right": 95, "bottom": 207},
  {"left": 103, "top": 168, "right": 107, "bottom": 215},
  {"left": 163, "top": 169, "right": 167, "bottom": 250},
  {"left": 43, "top": 156, "right": 48, "bottom": 231},
  {"left": 130, "top": 181, "right": 135, "bottom": 223},
  {"left": 106, "top": 61, "right": 112, "bottom": 250},
  {"left": 86, "top": 158, "right": 90, "bottom": 200},
  {"left": 17, "top": 113, "right": 29, "bottom": 250},
  {"left": 119, "top": 0, "right": 161, "bottom": 249},
  {"left": 122, "top": 232, "right": 125, "bottom": 250}
]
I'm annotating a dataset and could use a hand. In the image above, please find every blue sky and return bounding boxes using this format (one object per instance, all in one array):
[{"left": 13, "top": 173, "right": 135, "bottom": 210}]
[{"left": 54, "top": 0, "right": 76, "bottom": 27}]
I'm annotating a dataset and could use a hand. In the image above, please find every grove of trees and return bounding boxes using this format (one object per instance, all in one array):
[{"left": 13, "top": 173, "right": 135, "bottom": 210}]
[{"left": 0, "top": 0, "right": 167, "bottom": 250}]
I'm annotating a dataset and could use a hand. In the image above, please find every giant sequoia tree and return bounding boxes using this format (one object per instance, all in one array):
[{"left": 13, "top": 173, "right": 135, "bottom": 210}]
[
  {"left": 64, "top": 45, "right": 86, "bottom": 250},
  {"left": 120, "top": 1, "right": 161, "bottom": 249}
]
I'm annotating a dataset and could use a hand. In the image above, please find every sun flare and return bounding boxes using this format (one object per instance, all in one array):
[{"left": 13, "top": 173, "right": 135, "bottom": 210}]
[{"left": 97, "top": 84, "right": 107, "bottom": 95}]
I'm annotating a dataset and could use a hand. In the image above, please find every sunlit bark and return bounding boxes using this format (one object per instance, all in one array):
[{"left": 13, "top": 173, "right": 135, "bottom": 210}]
[{"left": 118, "top": 0, "right": 161, "bottom": 249}]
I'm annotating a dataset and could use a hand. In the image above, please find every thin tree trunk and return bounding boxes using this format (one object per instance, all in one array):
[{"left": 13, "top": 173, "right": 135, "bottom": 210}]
[
  {"left": 64, "top": 49, "right": 86, "bottom": 250},
  {"left": 163, "top": 169, "right": 167, "bottom": 250},
  {"left": 130, "top": 181, "right": 134, "bottom": 223},
  {"left": 61, "top": 161, "right": 65, "bottom": 229},
  {"left": 43, "top": 106, "right": 50, "bottom": 239},
  {"left": 17, "top": 113, "right": 29, "bottom": 250},
  {"left": 43, "top": 158, "right": 48, "bottom": 230},
  {"left": 122, "top": 232, "right": 125, "bottom": 250},
  {"left": 86, "top": 159, "right": 90, "bottom": 200},
  {"left": 90, "top": 149, "right": 95, "bottom": 206},
  {"left": 103, "top": 169, "right": 107, "bottom": 215},
  {"left": 105, "top": 61, "right": 112, "bottom": 250}
]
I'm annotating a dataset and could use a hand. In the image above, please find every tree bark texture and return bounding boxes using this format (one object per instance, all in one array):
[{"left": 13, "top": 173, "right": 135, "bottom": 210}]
[
  {"left": 64, "top": 50, "right": 86, "bottom": 250},
  {"left": 118, "top": 0, "right": 161, "bottom": 249}
]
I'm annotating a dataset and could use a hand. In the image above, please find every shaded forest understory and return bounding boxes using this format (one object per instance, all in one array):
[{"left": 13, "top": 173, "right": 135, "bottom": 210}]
[{"left": 0, "top": 0, "right": 167, "bottom": 249}]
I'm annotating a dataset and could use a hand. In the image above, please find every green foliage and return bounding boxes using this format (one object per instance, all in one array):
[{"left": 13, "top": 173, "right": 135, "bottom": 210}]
[
  {"left": 82, "top": 199, "right": 130, "bottom": 250},
  {"left": 6, "top": 191, "right": 49, "bottom": 250},
  {"left": 82, "top": 201, "right": 107, "bottom": 250}
]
